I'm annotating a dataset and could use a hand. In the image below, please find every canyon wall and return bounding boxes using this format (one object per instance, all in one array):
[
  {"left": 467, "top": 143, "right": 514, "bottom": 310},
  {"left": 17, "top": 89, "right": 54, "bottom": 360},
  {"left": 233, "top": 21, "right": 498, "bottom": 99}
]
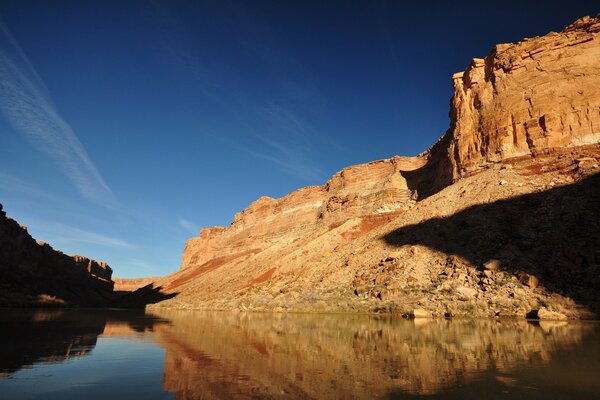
[
  {"left": 444, "top": 15, "right": 600, "bottom": 177},
  {"left": 147, "top": 15, "right": 600, "bottom": 318},
  {"left": 179, "top": 15, "right": 600, "bottom": 274},
  {"left": 180, "top": 155, "right": 425, "bottom": 271},
  {"left": 0, "top": 203, "right": 115, "bottom": 306},
  {"left": 113, "top": 277, "right": 158, "bottom": 292}
]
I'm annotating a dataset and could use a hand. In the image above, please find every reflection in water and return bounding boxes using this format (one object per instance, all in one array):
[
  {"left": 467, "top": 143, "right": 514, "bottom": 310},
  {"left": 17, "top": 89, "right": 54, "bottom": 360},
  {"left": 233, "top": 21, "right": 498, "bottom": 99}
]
[
  {"left": 0, "top": 309, "right": 103, "bottom": 377},
  {"left": 0, "top": 309, "right": 167, "bottom": 378},
  {"left": 0, "top": 309, "right": 599, "bottom": 399},
  {"left": 150, "top": 311, "right": 599, "bottom": 399}
]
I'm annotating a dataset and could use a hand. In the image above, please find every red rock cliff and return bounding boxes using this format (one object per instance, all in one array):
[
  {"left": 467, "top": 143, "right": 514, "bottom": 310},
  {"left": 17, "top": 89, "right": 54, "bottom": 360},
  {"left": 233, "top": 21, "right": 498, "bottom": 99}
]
[
  {"left": 179, "top": 15, "right": 600, "bottom": 274},
  {"left": 146, "top": 16, "right": 600, "bottom": 319},
  {"left": 180, "top": 155, "right": 425, "bottom": 271},
  {"left": 446, "top": 16, "right": 600, "bottom": 176}
]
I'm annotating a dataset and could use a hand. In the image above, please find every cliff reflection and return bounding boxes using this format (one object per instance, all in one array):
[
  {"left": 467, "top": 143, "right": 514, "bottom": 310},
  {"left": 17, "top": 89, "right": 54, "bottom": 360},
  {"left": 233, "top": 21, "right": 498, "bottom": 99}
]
[
  {"left": 1, "top": 310, "right": 597, "bottom": 398},
  {"left": 150, "top": 311, "right": 597, "bottom": 398},
  {"left": 0, "top": 309, "right": 168, "bottom": 378}
]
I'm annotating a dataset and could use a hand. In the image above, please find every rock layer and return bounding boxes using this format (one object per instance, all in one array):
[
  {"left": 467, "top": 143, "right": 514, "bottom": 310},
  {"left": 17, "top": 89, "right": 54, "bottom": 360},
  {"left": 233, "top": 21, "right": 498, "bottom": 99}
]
[
  {"left": 113, "top": 277, "right": 158, "bottom": 292},
  {"left": 144, "top": 15, "right": 600, "bottom": 318},
  {"left": 0, "top": 203, "right": 115, "bottom": 306},
  {"left": 180, "top": 156, "right": 423, "bottom": 272}
]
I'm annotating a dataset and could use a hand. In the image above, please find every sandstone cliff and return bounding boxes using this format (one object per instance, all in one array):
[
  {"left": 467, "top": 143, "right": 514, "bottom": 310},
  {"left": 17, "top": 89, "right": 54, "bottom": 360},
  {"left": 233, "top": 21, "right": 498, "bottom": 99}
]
[
  {"left": 113, "top": 277, "right": 159, "bottom": 292},
  {"left": 143, "top": 15, "right": 600, "bottom": 318},
  {"left": 0, "top": 203, "right": 115, "bottom": 306},
  {"left": 445, "top": 15, "right": 600, "bottom": 177}
]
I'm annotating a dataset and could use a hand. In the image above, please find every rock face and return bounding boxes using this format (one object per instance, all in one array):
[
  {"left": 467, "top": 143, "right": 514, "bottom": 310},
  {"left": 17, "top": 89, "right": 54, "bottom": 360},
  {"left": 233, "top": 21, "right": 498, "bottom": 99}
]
[
  {"left": 180, "top": 156, "right": 424, "bottom": 272},
  {"left": 445, "top": 15, "right": 600, "bottom": 178},
  {"left": 0, "top": 203, "right": 115, "bottom": 306},
  {"left": 146, "top": 15, "right": 600, "bottom": 318},
  {"left": 113, "top": 277, "right": 158, "bottom": 292},
  {"left": 71, "top": 255, "right": 113, "bottom": 282}
]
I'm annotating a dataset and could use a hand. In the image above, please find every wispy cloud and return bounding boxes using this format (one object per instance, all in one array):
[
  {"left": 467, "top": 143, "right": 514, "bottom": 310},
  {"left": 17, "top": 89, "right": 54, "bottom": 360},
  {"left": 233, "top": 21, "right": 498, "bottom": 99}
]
[
  {"left": 177, "top": 218, "right": 198, "bottom": 235},
  {"left": 0, "top": 21, "right": 115, "bottom": 206},
  {"left": 125, "top": 259, "right": 162, "bottom": 274},
  {"left": 249, "top": 105, "right": 325, "bottom": 182},
  {"left": 35, "top": 221, "right": 134, "bottom": 250},
  {"left": 149, "top": 3, "right": 329, "bottom": 183},
  {"left": 0, "top": 171, "right": 78, "bottom": 207}
]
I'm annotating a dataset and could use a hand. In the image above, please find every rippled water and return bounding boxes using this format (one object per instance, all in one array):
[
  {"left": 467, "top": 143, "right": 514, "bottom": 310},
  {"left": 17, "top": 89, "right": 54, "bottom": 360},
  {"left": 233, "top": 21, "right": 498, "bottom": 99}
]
[{"left": 0, "top": 309, "right": 599, "bottom": 399}]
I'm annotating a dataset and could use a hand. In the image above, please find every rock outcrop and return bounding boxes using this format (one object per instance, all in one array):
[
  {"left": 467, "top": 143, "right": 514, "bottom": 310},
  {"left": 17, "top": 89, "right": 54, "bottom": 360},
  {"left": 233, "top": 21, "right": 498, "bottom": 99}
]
[
  {"left": 143, "top": 15, "right": 600, "bottom": 318},
  {"left": 113, "top": 277, "right": 158, "bottom": 292},
  {"left": 180, "top": 156, "right": 424, "bottom": 272},
  {"left": 0, "top": 203, "right": 115, "bottom": 306},
  {"left": 445, "top": 15, "right": 600, "bottom": 177}
]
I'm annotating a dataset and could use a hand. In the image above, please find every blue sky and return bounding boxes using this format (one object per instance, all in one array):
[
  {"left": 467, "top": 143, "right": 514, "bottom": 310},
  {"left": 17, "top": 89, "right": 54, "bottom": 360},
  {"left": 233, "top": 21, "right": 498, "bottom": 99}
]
[{"left": 0, "top": 1, "right": 597, "bottom": 278}]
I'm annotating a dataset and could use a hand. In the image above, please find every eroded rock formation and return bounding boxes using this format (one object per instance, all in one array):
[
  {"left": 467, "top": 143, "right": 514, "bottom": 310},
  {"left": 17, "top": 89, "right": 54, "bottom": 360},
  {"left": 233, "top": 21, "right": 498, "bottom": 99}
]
[
  {"left": 113, "top": 277, "right": 158, "bottom": 292},
  {"left": 0, "top": 203, "right": 115, "bottom": 306},
  {"left": 141, "top": 15, "right": 600, "bottom": 318},
  {"left": 180, "top": 156, "right": 423, "bottom": 272},
  {"left": 446, "top": 15, "right": 600, "bottom": 177}
]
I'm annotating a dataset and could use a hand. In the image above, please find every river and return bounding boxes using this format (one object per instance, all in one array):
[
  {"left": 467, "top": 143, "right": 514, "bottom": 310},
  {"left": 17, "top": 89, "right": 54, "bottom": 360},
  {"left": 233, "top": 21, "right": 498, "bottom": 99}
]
[{"left": 1, "top": 309, "right": 599, "bottom": 399}]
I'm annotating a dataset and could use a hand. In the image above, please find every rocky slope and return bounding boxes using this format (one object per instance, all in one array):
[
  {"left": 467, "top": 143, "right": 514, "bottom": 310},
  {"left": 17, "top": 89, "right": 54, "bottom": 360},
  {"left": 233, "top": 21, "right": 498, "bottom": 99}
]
[
  {"left": 140, "top": 15, "right": 600, "bottom": 318},
  {"left": 0, "top": 203, "right": 115, "bottom": 306}
]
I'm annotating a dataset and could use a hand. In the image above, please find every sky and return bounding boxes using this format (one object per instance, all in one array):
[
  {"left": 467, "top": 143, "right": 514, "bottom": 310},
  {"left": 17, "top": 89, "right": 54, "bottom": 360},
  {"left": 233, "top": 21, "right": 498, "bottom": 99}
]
[{"left": 0, "top": 1, "right": 597, "bottom": 278}]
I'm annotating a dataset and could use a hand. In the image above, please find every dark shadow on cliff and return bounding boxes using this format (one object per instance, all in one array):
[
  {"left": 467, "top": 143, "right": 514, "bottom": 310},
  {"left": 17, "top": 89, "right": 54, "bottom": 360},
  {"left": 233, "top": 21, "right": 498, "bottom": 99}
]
[
  {"left": 383, "top": 172, "right": 600, "bottom": 315},
  {"left": 401, "top": 132, "right": 454, "bottom": 200},
  {"left": 109, "top": 284, "right": 178, "bottom": 308},
  {"left": 0, "top": 309, "right": 169, "bottom": 377}
]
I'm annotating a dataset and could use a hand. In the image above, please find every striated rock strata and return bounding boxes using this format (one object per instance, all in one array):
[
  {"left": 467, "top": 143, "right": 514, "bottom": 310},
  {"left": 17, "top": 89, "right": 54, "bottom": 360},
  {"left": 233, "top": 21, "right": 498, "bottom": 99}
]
[
  {"left": 0, "top": 203, "right": 115, "bottom": 306},
  {"left": 180, "top": 156, "right": 423, "bottom": 271},
  {"left": 143, "top": 15, "right": 600, "bottom": 318},
  {"left": 113, "top": 277, "right": 159, "bottom": 292}
]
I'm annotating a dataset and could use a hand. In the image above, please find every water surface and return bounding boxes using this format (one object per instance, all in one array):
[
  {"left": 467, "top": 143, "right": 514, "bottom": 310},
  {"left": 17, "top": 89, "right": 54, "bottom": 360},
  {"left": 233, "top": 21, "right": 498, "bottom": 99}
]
[{"left": 0, "top": 309, "right": 599, "bottom": 399}]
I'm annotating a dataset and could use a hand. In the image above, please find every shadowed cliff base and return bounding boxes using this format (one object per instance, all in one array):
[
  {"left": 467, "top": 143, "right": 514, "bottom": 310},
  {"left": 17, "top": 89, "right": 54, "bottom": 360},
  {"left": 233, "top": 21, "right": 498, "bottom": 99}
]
[
  {"left": 383, "top": 172, "right": 600, "bottom": 317},
  {"left": 109, "top": 284, "right": 178, "bottom": 308}
]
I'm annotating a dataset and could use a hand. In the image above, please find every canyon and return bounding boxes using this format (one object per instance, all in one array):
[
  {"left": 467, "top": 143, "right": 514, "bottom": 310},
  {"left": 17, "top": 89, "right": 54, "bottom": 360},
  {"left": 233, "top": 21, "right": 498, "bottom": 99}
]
[
  {"left": 117, "top": 15, "right": 600, "bottom": 319},
  {"left": 2, "top": 15, "right": 599, "bottom": 317}
]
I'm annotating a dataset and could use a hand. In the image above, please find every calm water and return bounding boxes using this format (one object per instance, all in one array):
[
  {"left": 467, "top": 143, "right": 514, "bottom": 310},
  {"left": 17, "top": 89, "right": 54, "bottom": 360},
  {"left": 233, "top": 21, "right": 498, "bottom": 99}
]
[{"left": 0, "top": 309, "right": 599, "bottom": 399}]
